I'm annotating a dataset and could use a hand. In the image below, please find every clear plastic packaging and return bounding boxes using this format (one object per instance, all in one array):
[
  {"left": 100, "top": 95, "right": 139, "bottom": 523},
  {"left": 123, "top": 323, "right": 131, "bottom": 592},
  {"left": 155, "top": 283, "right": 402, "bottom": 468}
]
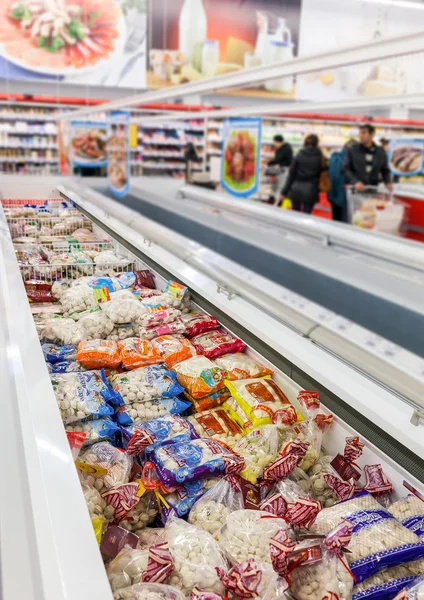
[
  {"left": 161, "top": 479, "right": 219, "bottom": 521},
  {"left": 77, "top": 441, "right": 133, "bottom": 495},
  {"left": 191, "top": 329, "right": 246, "bottom": 359},
  {"left": 234, "top": 424, "right": 280, "bottom": 484},
  {"left": 389, "top": 496, "right": 424, "bottom": 538},
  {"left": 51, "top": 360, "right": 86, "bottom": 373},
  {"left": 82, "top": 483, "right": 106, "bottom": 543},
  {"left": 143, "top": 281, "right": 190, "bottom": 312},
  {"left": 61, "top": 285, "right": 97, "bottom": 316},
  {"left": 353, "top": 560, "right": 424, "bottom": 600},
  {"left": 138, "top": 320, "right": 187, "bottom": 341},
  {"left": 180, "top": 312, "right": 220, "bottom": 338},
  {"left": 188, "top": 476, "right": 243, "bottom": 534},
  {"left": 42, "top": 343, "right": 77, "bottom": 363},
  {"left": 65, "top": 417, "right": 120, "bottom": 447},
  {"left": 39, "top": 317, "right": 84, "bottom": 346},
  {"left": 113, "top": 582, "right": 186, "bottom": 600},
  {"left": 309, "top": 492, "right": 424, "bottom": 583},
  {"left": 76, "top": 339, "right": 122, "bottom": 369},
  {"left": 214, "top": 352, "right": 273, "bottom": 380},
  {"left": 102, "top": 297, "right": 148, "bottom": 324},
  {"left": 50, "top": 370, "right": 117, "bottom": 424},
  {"left": 107, "top": 547, "right": 150, "bottom": 591},
  {"left": 110, "top": 366, "right": 184, "bottom": 404},
  {"left": 115, "top": 398, "right": 191, "bottom": 427},
  {"left": 172, "top": 355, "right": 231, "bottom": 400},
  {"left": 77, "top": 311, "right": 115, "bottom": 340},
  {"left": 184, "top": 388, "right": 231, "bottom": 413},
  {"left": 152, "top": 335, "right": 198, "bottom": 368},
  {"left": 122, "top": 416, "right": 198, "bottom": 456},
  {"left": 138, "top": 308, "right": 182, "bottom": 330},
  {"left": 260, "top": 477, "right": 321, "bottom": 529},
  {"left": 102, "top": 483, "right": 158, "bottom": 534},
  {"left": 119, "top": 338, "right": 163, "bottom": 370},
  {"left": 216, "top": 509, "right": 291, "bottom": 565},
  {"left": 188, "top": 407, "right": 244, "bottom": 448}
]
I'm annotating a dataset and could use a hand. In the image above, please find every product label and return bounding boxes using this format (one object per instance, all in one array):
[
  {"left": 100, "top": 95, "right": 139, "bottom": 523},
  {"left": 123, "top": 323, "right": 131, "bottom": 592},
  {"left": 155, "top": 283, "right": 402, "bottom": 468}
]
[
  {"left": 195, "top": 413, "right": 225, "bottom": 436},
  {"left": 93, "top": 287, "right": 111, "bottom": 303},
  {"left": 75, "top": 461, "right": 108, "bottom": 477},
  {"left": 348, "top": 509, "right": 395, "bottom": 533},
  {"left": 215, "top": 409, "right": 243, "bottom": 435},
  {"left": 240, "top": 479, "right": 262, "bottom": 510},
  {"left": 331, "top": 454, "right": 361, "bottom": 482},
  {"left": 402, "top": 514, "right": 424, "bottom": 537},
  {"left": 100, "top": 525, "right": 139, "bottom": 558}
]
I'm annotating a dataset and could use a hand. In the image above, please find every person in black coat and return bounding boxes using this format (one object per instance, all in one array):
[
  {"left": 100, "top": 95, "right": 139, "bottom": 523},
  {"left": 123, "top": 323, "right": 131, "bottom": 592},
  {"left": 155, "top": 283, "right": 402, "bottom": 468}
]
[
  {"left": 281, "top": 134, "right": 323, "bottom": 214},
  {"left": 268, "top": 135, "right": 293, "bottom": 169},
  {"left": 343, "top": 124, "right": 392, "bottom": 192}
]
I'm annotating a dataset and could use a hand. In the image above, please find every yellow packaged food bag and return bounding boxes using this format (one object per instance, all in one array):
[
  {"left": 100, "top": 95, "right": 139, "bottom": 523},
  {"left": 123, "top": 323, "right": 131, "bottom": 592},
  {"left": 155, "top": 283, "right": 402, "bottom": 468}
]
[
  {"left": 224, "top": 377, "right": 303, "bottom": 431},
  {"left": 281, "top": 198, "right": 293, "bottom": 210}
]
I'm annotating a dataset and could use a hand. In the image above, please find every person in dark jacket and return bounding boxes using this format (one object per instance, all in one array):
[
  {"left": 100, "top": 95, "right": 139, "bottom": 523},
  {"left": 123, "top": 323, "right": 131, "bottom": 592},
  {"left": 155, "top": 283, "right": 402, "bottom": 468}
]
[
  {"left": 281, "top": 134, "right": 322, "bottom": 214},
  {"left": 343, "top": 124, "right": 393, "bottom": 192},
  {"left": 268, "top": 134, "right": 293, "bottom": 169},
  {"left": 328, "top": 140, "right": 355, "bottom": 223}
]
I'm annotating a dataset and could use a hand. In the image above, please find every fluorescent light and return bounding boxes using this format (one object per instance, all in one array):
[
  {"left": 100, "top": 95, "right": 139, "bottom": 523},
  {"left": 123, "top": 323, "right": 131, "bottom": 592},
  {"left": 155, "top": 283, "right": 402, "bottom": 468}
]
[{"left": 355, "top": 0, "right": 424, "bottom": 9}]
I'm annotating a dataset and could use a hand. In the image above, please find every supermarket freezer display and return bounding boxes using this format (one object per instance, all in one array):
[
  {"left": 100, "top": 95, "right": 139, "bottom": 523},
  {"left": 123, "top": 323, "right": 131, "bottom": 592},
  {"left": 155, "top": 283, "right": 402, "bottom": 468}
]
[
  {"left": 89, "top": 177, "right": 424, "bottom": 357},
  {"left": 1, "top": 179, "right": 424, "bottom": 600}
]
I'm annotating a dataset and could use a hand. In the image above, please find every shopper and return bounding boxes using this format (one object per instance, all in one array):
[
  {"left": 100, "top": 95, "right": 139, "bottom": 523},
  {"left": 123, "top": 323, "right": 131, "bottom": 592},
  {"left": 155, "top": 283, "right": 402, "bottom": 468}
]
[
  {"left": 328, "top": 140, "right": 355, "bottom": 223},
  {"left": 343, "top": 124, "right": 393, "bottom": 192},
  {"left": 380, "top": 137, "right": 390, "bottom": 154},
  {"left": 281, "top": 134, "right": 322, "bottom": 214},
  {"left": 268, "top": 135, "right": 293, "bottom": 170}
]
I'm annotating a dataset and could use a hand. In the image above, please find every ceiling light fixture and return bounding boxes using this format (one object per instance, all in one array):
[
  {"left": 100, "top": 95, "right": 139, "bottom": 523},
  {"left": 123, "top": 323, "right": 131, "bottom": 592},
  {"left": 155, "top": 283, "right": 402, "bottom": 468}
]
[{"left": 354, "top": 0, "right": 424, "bottom": 9}]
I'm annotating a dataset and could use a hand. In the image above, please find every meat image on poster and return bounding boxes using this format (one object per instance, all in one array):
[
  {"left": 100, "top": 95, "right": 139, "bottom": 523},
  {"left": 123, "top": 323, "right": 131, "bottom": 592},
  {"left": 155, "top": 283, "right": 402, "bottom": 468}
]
[
  {"left": 221, "top": 118, "right": 262, "bottom": 197},
  {"left": 389, "top": 140, "right": 424, "bottom": 177},
  {"left": 71, "top": 122, "right": 107, "bottom": 167},
  {"left": 107, "top": 111, "right": 130, "bottom": 198},
  {"left": 0, "top": 0, "right": 146, "bottom": 88},
  {"left": 147, "top": 0, "right": 302, "bottom": 98}
]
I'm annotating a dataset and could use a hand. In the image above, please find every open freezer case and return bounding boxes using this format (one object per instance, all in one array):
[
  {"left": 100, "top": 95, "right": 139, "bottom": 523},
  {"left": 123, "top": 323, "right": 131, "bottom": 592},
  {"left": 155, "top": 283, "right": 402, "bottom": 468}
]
[{"left": 1, "top": 179, "right": 424, "bottom": 600}]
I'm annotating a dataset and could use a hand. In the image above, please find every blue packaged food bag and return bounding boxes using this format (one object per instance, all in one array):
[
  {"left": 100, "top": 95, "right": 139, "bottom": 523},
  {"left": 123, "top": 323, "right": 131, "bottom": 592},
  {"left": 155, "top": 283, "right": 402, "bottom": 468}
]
[
  {"left": 51, "top": 361, "right": 85, "bottom": 373},
  {"left": 115, "top": 397, "right": 191, "bottom": 427},
  {"left": 42, "top": 343, "right": 77, "bottom": 364},
  {"left": 122, "top": 415, "right": 198, "bottom": 455},
  {"left": 160, "top": 478, "right": 219, "bottom": 523},
  {"left": 65, "top": 417, "right": 121, "bottom": 447}
]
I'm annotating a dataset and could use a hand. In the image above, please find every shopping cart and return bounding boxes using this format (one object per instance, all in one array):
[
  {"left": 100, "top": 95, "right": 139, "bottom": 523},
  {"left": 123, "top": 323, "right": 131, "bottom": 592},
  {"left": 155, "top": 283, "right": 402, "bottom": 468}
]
[
  {"left": 264, "top": 165, "right": 289, "bottom": 205},
  {"left": 346, "top": 186, "right": 409, "bottom": 236}
]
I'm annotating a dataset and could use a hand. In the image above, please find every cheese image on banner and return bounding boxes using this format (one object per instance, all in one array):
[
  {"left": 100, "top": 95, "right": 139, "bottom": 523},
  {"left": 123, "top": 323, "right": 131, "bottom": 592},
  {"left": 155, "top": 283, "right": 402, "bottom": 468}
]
[
  {"left": 221, "top": 118, "right": 262, "bottom": 198},
  {"left": 107, "top": 110, "right": 130, "bottom": 199}
]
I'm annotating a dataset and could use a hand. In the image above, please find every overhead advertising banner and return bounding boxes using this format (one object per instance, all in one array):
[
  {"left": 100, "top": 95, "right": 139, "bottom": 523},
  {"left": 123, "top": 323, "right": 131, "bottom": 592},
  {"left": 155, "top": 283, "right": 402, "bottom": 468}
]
[
  {"left": 389, "top": 140, "right": 424, "bottom": 177},
  {"left": 107, "top": 111, "right": 130, "bottom": 198},
  {"left": 221, "top": 118, "right": 262, "bottom": 198},
  {"left": 71, "top": 122, "right": 107, "bottom": 168},
  {"left": 148, "top": 0, "right": 302, "bottom": 98},
  {"left": 0, "top": 0, "right": 146, "bottom": 88}
]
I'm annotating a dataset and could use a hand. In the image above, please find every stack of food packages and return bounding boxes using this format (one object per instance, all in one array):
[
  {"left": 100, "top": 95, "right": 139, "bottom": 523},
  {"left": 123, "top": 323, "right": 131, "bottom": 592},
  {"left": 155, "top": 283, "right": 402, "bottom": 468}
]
[{"left": 31, "top": 242, "right": 424, "bottom": 600}]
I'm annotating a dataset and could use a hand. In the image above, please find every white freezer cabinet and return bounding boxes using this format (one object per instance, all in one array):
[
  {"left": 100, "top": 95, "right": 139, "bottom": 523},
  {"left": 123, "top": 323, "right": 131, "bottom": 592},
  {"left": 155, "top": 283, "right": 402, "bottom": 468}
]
[{"left": 0, "top": 179, "right": 424, "bottom": 600}]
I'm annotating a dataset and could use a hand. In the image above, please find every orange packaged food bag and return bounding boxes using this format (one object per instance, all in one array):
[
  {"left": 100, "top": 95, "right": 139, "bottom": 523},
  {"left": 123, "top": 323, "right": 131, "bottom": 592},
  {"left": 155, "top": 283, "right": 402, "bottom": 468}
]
[
  {"left": 173, "top": 355, "right": 234, "bottom": 400},
  {"left": 151, "top": 334, "right": 198, "bottom": 368},
  {"left": 119, "top": 338, "right": 163, "bottom": 370},
  {"left": 76, "top": 340, "right": 122, "bottom": 370},
  {"left": 214, "top": 353, "right": 273, "bottom": 380}
]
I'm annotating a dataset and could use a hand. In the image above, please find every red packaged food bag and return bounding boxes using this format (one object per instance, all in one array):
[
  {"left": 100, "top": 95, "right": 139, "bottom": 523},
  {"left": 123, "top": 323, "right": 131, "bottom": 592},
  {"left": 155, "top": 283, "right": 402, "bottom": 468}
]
[
  {"left": 76, "top": 340, "right": 122, "bottom": 369},
  {"left": 134, "top": 270, "right": 156, "bottom": 289},
  {"left": 191, "top": 329, "right": 246, "bottom": 359},
  {"left": 181, "top": 312, "right": 220, "bottom": 338}
]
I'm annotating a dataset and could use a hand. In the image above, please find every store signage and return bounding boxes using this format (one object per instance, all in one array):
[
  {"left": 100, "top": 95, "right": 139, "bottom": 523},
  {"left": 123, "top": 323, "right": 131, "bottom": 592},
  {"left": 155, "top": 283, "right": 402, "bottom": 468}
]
[
  {"left": 70, "top": 121, "right": 108, "bottom": 169},
  {"left": 389, "top": 139, "right": 424, "bottom": 177},
  {"left": 107, "top": 111, "right": 130, "bottom": 199},
  {"left": 221, "top": 117, "right": 262, "bottom": 198}
]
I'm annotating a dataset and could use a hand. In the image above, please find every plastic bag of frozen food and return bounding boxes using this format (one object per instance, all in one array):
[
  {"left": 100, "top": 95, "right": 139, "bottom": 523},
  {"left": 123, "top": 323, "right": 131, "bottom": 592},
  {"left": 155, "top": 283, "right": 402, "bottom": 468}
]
[
  {"left": 389, "top": 495, "right": 424, "bottom": 538},
  {"left": 184, "top": 388, "right": 231, "bottom": 413},
  {"left": 77, "top": 441, "right": 133, "bottom": 495},
  {"left": 234, "top": 424, "right": 280, "bottom": 484},
  {"left": 188, "top": 475, "right": 243, "bottom": 534},
  {"left": 143, "top": 281, "right": 190, "bottom": 312},
  {"left": 224, "top": 377, "right": 301, "bottom": 431},
  {"left": 66, "top": 430, "right": 86, "bottom": 460},
  {"left": 119, "top": 338, "right": 163, "bottom": 370},
  {"left": 113, "top": 582, "right": 185, "bottom": 600},
  {"left": 94, "top": 250, "right": 132, "bottom": 268},
  {"left": 152, "top": 335, "right": 198, "bottom": 368},
  {"left": 181, "top": 312, "right": 220, "bottom": 338},
  {"left": 51, "top": 370, "right": 117, "bottom": 424},
  {"left": 110, "top": 366, "right": 184, "bottom": 404},
  {"left": 82, "top": 483, "right": 107, "bottom": 543},
  {"left": 107, "top": 547, "right": 150, "bottom": 591},
  {"left": 172, "top": 355, "right": 232, "bottom": 400},
  {"left": 76, "top": 339, "right": 122, "bottom": 369},
  {"left": 310, "top": 491, "right": 424, "bottom": 583},
  {"left": 138, "top": 308, "right": 182, "bottom": 330},
  {"left": 76, "top": 311, "right": 115, "bottom": 340},
  {"left": 102, "top": 297, "right": 148, "bottom": 324},
  {"left": 260, "top": 477, "right": 322, "bottom": 529},
  {"left": 122, "top": 415, "right": 198, "bottom": 456},
  {"left": 352, "top": 560, "right": 424, "bottom": 600},
  {"left": 61, "top": 285, "right": 97, "bottom": 315},
  {"left": 107, "top": 323, "right": 139, "bottom": 342},
  {"left": 161, "top": 479, "right": 219, "bottom": 521},
  {"left": 134, "top": 269, "right": 156, "bottom": 290},
  {"left": 42, "top": 343, "right": 77, "bottom": 363},
  {"left": 147, "top": 438, "right": 245, "bottom": 488},
  {"left": 115, "top": 397, "right": 192, "bottom": 427},
  {"left": 89, "top": 273, "right": 136, "bottom": 293},
  {"left": 188, "top": 407, "right": 244, "bottom": 448},
  {"left": 214, "top": 352, "right": 273, "bottom": 379},
  {"left": 102, "top": 482, "right": 158, "bottom": 534},
  {"left": 65, "top": 417, "right": 120, "bottom": 447},
  {"left": 51, "top": 360, "right": 86, "bottom": 373},
  {"left": 38, "top": 317, "right": 84, "bottom": 345},
  {"left": 191, "top": 329, "right": 246, "bottom": 359},
  {"left": 217, "top": 559, "right": 286, "bottom": 600},
  {"left": 138, "top": 320, "right": 186, "bottom": 341}
]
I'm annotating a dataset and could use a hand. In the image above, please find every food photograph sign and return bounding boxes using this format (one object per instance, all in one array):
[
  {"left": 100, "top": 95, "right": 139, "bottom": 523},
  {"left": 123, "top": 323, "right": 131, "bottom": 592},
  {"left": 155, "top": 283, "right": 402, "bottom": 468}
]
[
  {"left": 221, "top": 117, "right": 262, "bottom": 198},
  {"left": 70, "top": 122, "right": 107, "bottom": 168},
  {"left": 389, "top": 140, "right": 424, "bottom": 177},
  {"left": 107, "top": 110, "right": 130, "bottom": 198}
]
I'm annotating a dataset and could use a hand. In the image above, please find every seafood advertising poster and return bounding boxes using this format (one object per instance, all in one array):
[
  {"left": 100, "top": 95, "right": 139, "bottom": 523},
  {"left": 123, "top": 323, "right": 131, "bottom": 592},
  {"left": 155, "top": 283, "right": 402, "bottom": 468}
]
[
  {"left": 107, "top": 110, "right": 130, "bottom": 198},
  {"left": 389, "top": 140, "right": 424, "bottom": 177},
  {"left": 221, "top": 118, "right": 262, "bottom": 198},
  {"left": 71, "top": 122, "right": 107, "bottom": 167},
  {"left": 0, "top": 0, "right": 146, "bottom": 88}
]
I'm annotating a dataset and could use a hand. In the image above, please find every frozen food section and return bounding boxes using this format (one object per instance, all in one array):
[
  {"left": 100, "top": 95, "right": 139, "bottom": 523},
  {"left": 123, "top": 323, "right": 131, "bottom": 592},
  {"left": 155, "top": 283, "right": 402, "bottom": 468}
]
[
  {"left": 1, "top": 177, "right": 424, "bottom": 600},
  {"left": 91, "top": 178, "right": 424, "bottom": 357}
]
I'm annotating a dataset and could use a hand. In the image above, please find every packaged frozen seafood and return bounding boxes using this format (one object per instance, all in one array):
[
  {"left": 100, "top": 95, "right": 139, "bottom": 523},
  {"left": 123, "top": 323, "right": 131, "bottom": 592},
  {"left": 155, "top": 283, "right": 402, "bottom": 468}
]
[
  {"left": 50, "top": 370, "right": 117, "bottom": 424},
  {"left": 389, "top": 495, "right": 424, "bottom": 538},
  {"left": 152, "top": 335, "right": 198, "bottom": 368},
  {"left": 191, "top": 329, "right": 246, "bottom": 359},
  {"left": 77, "top": 441, "right": 133, "bottom": 496},
  {"left": 188, "top": 407, "right": 244, "bottom": 448},
  {"left": 138, "top": 308, "right": 182, "bottom": 330},
  {"left": 184, "top": 388, "right": 231, "bottom": 413},
  {"left": 143, "top": 281, "right": 190, "bottom": 312},
  {"left": 61, "top": 285, "right": 97, "bottom": 316},
  {"left": 110, "top": 366, "right": 184, "bottom": 404},
  {"left": 147, "top": 438, "right": 244, "bottom": 487},
  {"left": 122, "top": 415, "right": 198, "bottom": 456},
  {"left": 234, "top": 424, "right": 280, "bottom": 484},
  {"left": 260, "top": 477, "right": 322, "bottom": 529},
  {"left": 88, "top": 273, "right": 136, "bottom": 293},
  {"left": 39, "top": 317, "right": 84, "bottom": 346},
  {"left": 180, "top": 312, "right": 220, "bottom": 338},
  {"left": 134, "top": 269, "right": 156, "bottom": 290},
  {"left": 82, "top": 483, "right": 107, "bottom": 543},
  {"left": 51, "top": 360, "right": 86, "bottom": 373},
  {"left": 65, "top": 417, "right": 120, "bottom": 447},
  {"left": 138, "top": 320, "right": 187, "bottom": 341},
  {"left": 172, "top": 355, "right": 232, "bottom": 400},
  {"left": 119, "top": 338, "right": 163, "bottom": 370},
  {"left": 77, "top": 311, "right": 115, "bottom": 340},
  {"left": 107, "top": 324, "right": 139, "bottom": 342},
  {"left": 107, "top": 547, "right": 150, "bottom": 591},
  {"left": 115, "top": 398, "right": 191, "bottom": 427},
  {"left": 214, "top": 352, "right": 273, "bottom": 379},
  {"left": 352, "top": 560, "right": 424, "bottom": 600},
  {"left": 102, "top": 297, "right": 148, "bottom": 324},
  {"left": 42, "top": 343, "right": 77, "bottom": 363},
  {"left": 160, "top": 479, "right": 219, "bottom": 521},
  {"left": 309, "top": 491, "right": 424, "bottom": 583},
  {"left": 76, "top": 339, "right": 122, "bottom": 369},
  {"left": 113, "top": 582, "right": 185, "bottom": 600},
  {"left": 102, "top": 482, "right": 158, "bottom": 534},
  {"left": 188, "top": 475, "right": 243, "bottom": 534}
]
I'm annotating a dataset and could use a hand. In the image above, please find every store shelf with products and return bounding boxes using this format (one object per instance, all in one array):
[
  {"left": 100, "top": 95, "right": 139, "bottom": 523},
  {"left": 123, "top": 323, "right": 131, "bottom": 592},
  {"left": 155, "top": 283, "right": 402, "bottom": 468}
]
[{"left": 1, "top": 175, "right": 424, "bottom": 600}]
